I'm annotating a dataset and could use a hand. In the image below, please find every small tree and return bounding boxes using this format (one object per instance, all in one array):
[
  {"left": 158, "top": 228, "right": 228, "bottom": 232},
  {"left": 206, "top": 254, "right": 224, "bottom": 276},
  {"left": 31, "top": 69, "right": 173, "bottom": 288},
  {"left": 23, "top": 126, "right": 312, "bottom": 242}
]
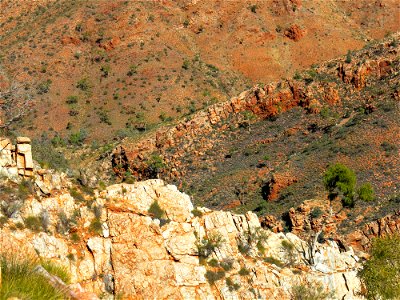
[
  {"left": 358, "top": 234, "right": 400, "bottom": 299},
  {"left": 323, "top": 163, "right": 356, "bottom": 207}
]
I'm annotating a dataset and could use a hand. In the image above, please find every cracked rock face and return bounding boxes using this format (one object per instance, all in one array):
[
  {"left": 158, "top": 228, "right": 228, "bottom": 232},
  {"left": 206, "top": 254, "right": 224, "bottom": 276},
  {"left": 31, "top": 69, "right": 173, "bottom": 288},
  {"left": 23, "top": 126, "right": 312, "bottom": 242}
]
[{"left": 0, "top": 180, "right": 364, "bottom": 299}]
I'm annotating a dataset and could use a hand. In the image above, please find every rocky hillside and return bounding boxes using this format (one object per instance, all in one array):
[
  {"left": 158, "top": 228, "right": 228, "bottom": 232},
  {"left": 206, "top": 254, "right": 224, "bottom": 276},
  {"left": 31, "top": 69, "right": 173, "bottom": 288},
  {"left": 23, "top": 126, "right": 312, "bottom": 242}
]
[
  {"left": 109, "top": 33, "right": 400, "bottom": 238},
  {"left": 0, "top": 0, "right": 399, "bottom": 140},
  {"left": 1, "top": 175, "right": 364, "bottom": 299}
]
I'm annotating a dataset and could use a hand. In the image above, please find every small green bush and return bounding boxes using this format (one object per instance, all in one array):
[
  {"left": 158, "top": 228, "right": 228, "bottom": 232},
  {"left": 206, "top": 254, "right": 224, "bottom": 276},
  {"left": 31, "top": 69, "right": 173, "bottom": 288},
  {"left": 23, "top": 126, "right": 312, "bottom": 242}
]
[
  {"left": 41, "top": 259, "right": 71, "bottom": 284},
  {"left": 197, "top": 233, "right": 224, "bottom": 258},
  {"left": 66, "top": 95, "right": 78, "bottom": 104},
  {"left": 18, "top": 179, "right": 34, "bottom": 200},
  {"left": 70, "top": 232, "right": 80, "bottom": 243},
  {"left": 291, "top": 281, "right": 332, "bottom": 300},
  {"left": 76, "top": 77, "right": 91, "bottom": 91},
  {"left": 207, "top": 258, "right": 219, "bottom": 267},
  {"left": 238, "top": 241, "right": 251, "bottom": 255},
  {"left": 127, "top": 65, "right": 137, "bottom": 76},
  {"left": 238, "top": 267, "right": 250, "bottom": 276},
  {"left": 69, "top": 188, "right": 85, "bottom": 202},
  {"left": 345, "top": 50, "right": 352, "bottom": 63},
  {"left": 32, "top": 137, "right": 69, "bottom": 170},
  {"left": 182, "top": 59, "right": 190, "bottom": 70},
  {"left": 220, "top": 258, "right": 234, "bottom": 271},
  {"left": 358, "top": 183, "right": 375, "bottom": 202},
  {"left": 310, "top": 207, "right": 323, "bottom": 219},
  {"left": 281, "top": 240, "right": 296, "bottom": 265},
  {"left": 205, "top": 270, "right": 225, "bottom": 284},
  {"left": 264, "top": 256, "right": 285, "bottom": 268},
  {"left": 148, "top": 201, "right": 165, "bottom": 219},
  {"left": 24, "top": 216, "right": 43, "bottom": 232},
  {"left": 68, "top": 129, "right": 87, "bottom": 146},
  {"left": 226, "top": 277, "right": 241, "bottom": 291},
  {"left": 89, "top": 218, "right": 103, "bottom": 235},
  {"left": 37, "top": 80, "right": 52, "bottom": 94},
  {"left": 191, "top": 208, "right": 203, "bottom": 217}
]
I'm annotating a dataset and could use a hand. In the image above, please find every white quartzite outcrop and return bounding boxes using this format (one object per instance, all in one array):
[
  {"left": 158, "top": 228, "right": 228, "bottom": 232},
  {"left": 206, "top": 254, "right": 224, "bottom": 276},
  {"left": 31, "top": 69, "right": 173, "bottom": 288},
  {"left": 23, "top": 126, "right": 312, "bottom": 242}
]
[{"left": 0, "top": 179, "right": 364, "bottom": 299}]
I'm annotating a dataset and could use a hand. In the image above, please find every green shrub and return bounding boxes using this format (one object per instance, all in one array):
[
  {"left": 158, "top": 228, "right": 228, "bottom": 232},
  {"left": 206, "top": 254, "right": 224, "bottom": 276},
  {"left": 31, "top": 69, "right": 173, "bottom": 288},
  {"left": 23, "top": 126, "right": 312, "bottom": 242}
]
[
  {"left": 66, "top": 253, "right": 75, "bottom": 261},
  {"left": 249, "top": 4, "right": 257, "bottom": 13},
  {"left": 238, "top": 241, "right": 251, "bottom": 255},
  {"left": 37, "top": 80, "right": 52, "bottom": 94},
  {"left": 220, "top": 258, "right": 234, "bottom": 271},
  {"left": 345, "top": 50, "right": 352, "bottom": 63},
  {"left": 291, "top": 281, "right": 332, "bottom": 300},
  {"left": 197, "top": 233, "right": 225, "bottom": 258},
  {"left": 310, "top": 207, "right": 323, "bottom": 219},
  {"left": 323, "top": 163, "right": 356, "bottom": 205},
  {"left": 226, "top": 277, "right": 241, "bottom": 291},
  {"left": 191, "top": 208, "right": 203, "bottom": 217},
  {"left": 100, "top": 65, "right": 110, "bottom": 77},
  {"left": 264, "top": 256, "right": 285, "bottom": 268},
  {"left": 0, "top": 216, "right": 8, "bottom": 227},
  {"left": 56, "top": 211, "right": 73, "bottom": 235},
  {"left": 358, "top": 183, "right": 375, "bottom": 202},
  {"left": 70, "top": 232, "right": 80, "bottom": 243},
  {"left": 281, "top": 240, "right": 296, "bottom": 265},
  {"left": 238, "top": 267, "right": 250, "bottom": 276},
  {"left": 69, "top": 188, "right": 85, "bottom": 202},
  {"left": 76, "top": 77, "right": 91, "bottom": 91},
  {"left": 0, "top": 254, "right": 69, "bottom": 299},
  {"left": 127, "top": 65, "right": 137, "bottom": 76},
  {"left": 148, "top": 200, "right": 165, "bottom": 219},
  {"left": 24, "top": 216, "right": 43, "bottom": 232},
  {"left": 207, "top": 258, "right": 219, "bottom": 267},
  {"left": 68, "top": 129, "right": 87, "bottom": 146},
  {"left": 205, "top": 270, "right": 225, "bottom": 284},
  {"left": 89, "top": 218, "right": 103, "bottom": 235},
  {"left": 66, "top": 95, "right": 78, "bottom": 104},
  {"left": 381, "top": 141, "right": 397, "bottom": 156},
  {"left": 18, "top": 179, "right": 34, "bottom": 200},
  {"left": 358, "top": 234, "right": 400, "bottom": 299},
  {"left": 142, "top": 154, "right": 166, "bottom": 179},
  {"left": 182, "top": 59, "right": 190, "bottom": 70}
]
